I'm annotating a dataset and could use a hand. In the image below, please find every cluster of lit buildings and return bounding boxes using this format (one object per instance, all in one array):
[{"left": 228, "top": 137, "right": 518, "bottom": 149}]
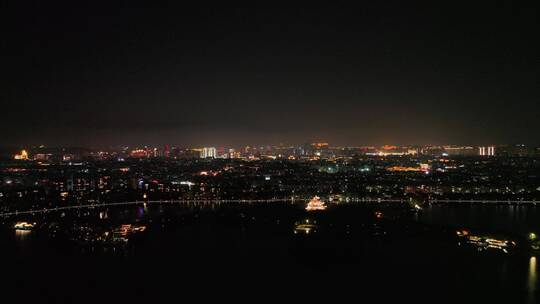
[
  {"left": 7, "top": 143, "right": 540, "bottom": 163},
  {"left": 1, "top": 142, "right": 539, "bottom": 214}
]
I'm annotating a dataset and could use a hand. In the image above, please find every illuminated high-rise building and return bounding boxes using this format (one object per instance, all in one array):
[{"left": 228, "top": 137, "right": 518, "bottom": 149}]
[
  {"left": 200, "top": 147, "right": 216, "bottom": 159},
  {"left": 479, "top": 147, "right": 485, "bottom": 156},
  {"left": 34, "top": 153, "right": 51, "bottom": 161},
  {"left": 216, "top": 147, "right": 227, "bottom": 158},
  {"left": 479, "top": 146, "right": 495, "bottom": 156},
  {"left": 164, "top": 144, "right": 171, "bottom": 158}
]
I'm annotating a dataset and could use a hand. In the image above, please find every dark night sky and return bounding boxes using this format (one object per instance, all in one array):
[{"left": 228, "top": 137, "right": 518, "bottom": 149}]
[{"left": 2, "top": 2, "right": 539, "bottom": 147}]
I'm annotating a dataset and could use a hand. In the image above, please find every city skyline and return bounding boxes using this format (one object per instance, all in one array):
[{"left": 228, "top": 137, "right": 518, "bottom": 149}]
[
  {"left": 9, "top": 143, "right": 540, "bottom": 162},
  {"left": 0, "top": 141, "right": 533, "bottom": 151}
]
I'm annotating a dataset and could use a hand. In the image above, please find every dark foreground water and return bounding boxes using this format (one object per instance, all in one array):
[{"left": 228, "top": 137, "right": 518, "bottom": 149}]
[{"left": 1, "top": 202, "right": 538, "bottom": 303}]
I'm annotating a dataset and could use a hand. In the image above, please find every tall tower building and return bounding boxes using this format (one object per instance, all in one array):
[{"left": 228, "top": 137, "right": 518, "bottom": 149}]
[
  {"left": 479, "top": 146, "right": 495, "bottom": 156},
  {"left": 479, "top": 147, "right": 486, "bottom": 156},
  {"left": 164, "top": 144, "right": 171, "bottom": 158},
  {"left": 200, "top": 147, "right": 217, "bottom": 159}
]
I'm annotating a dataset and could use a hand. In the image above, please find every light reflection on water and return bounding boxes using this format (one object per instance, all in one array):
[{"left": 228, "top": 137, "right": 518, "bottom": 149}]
[
  {"left": 136, "top": 206, "right": 145, "bottom": 219},
  {"left": 529, "top": 256, "right": 537, "bottom": 304},
  {"left": 15, "top": 229, "right": 31, "bottom": 241}
]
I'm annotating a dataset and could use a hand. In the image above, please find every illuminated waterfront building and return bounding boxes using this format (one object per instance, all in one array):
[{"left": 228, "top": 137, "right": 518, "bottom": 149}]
[
  {"left": 14, "top": 221, "right": 36, "bottom": 230},
  {"left": 306, "top": 196, "right": 327, "bottom": 211},
  {"left": 14, "top": 150, "right": 29, "bottom": 160}
]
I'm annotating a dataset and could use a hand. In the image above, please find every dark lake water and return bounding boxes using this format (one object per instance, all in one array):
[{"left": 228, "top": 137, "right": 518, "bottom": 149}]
[
  {"left": 420, "top": 204, "right": 540, "bottom": 235},
  {"left": 1, "top": 202, "right": 538, "bottom": 303}
]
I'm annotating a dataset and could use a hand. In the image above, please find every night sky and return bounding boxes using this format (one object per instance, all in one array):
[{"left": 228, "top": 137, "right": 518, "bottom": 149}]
[{"left": 2, "top": 2, "right": 539, "bottom": 147}]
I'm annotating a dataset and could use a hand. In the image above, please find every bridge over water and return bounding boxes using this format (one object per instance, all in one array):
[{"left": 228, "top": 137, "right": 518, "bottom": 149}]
[
  {"left": 0, "top": 199, "right": 300, "bottom": 218},
  {"left": 430, "top": 199, "right": 539, "bottom": 205},
  {"left": 1, "top": 198, "right": 538, "bottom": 218}
]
